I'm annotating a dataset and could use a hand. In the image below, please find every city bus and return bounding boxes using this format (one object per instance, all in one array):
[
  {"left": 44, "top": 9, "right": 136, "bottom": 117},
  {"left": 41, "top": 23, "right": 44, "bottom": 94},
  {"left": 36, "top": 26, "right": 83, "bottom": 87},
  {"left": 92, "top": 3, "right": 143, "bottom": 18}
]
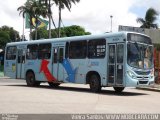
[{"left": 4, "top": 32, "right": 154, "bottom": 92}]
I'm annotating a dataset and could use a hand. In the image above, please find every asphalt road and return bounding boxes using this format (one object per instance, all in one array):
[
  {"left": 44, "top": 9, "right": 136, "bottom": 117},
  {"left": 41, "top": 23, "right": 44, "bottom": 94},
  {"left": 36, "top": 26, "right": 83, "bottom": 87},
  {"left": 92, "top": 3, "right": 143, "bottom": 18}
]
[{"left": 0, "top": 77, "right": 160, "bottom": 114}]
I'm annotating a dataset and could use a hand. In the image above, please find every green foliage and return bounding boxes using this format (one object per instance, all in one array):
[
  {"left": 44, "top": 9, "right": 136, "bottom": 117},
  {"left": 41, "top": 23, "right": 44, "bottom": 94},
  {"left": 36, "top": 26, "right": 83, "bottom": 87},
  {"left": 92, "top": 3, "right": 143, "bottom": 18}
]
[
  {"left": 137, "top": 8, "right": 159, "bottom": 29},
  {"left": 0, "top": 65, "right": 3, "bottom": 72},
  {"left": 154, "top": 44, "right": 160, "bottom": 50},
  {"left": 0, "top": 65, "right": 4, "bottom": 77},
  {"left": 32, "top": 25, "right": 91, "bottom": 40},
  {"left": 18, "top": 0, "right": 49, "bottom": 40},
  {"left": 0, "top": 26, "right": 20, "bottom": 49},
  {"left": 40, "top": 0, "right": 80, "bottom": 11},
  {"left": 0, "top": 26, "right": 20, "bottom": 42},
  {"left": 0, "top": 31, "right": 10, "bottom": 49},
  {"left": 61, "top": 25, "right": 91, "bottom": 37},
  {"left": 31, "top": 27, "right": 48, "bottom": 40}
]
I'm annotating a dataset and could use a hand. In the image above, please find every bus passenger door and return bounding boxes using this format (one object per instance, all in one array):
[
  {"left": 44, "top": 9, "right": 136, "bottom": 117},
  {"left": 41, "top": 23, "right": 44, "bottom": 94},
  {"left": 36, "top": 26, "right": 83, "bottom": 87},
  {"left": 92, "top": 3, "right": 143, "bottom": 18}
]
[
  {"left": 108, "top": 43, "right": 124, "bottom": 86},
  {"left": 52, "top": 47, "right": 64, "bottom": 81},
  {"left": 17, "top": 49, "right": 25, "bottom": 79},
  {"left": 108, "top": 44, "right": 116, "bottom": 85},
  {"left": 116, "top": 44, "right": 124, "bottom": 85}
]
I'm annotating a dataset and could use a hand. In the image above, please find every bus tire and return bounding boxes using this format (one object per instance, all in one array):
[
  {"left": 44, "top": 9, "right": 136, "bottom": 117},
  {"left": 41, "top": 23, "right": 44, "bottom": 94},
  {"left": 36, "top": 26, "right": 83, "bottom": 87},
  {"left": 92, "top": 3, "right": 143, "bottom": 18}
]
[
  {"left": 48, "top": 82, "right": 60, "bottom": 87},
  {"left": 26, "top": 71, "right": 40, "bottom": 87},
  {"left": 89, "top": 74, "right": 101, "bottom": 92},
  {"left": 113, "top": 87, "right": 125, "bottom": 93}
]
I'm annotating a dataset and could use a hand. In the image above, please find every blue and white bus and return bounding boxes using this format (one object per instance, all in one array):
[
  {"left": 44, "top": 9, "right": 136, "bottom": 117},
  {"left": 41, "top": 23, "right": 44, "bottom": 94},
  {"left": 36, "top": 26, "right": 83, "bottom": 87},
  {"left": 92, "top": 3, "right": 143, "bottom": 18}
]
[{"left": 4, "top": 32, "right": 154, "bottom": 92}]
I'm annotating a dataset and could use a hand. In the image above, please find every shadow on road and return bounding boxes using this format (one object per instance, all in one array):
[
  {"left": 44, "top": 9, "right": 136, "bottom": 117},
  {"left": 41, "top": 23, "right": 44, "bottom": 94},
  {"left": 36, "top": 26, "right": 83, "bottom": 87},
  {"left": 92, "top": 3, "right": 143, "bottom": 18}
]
[{"left": 3, "top": 84, "right": 148, "bottom": 96}]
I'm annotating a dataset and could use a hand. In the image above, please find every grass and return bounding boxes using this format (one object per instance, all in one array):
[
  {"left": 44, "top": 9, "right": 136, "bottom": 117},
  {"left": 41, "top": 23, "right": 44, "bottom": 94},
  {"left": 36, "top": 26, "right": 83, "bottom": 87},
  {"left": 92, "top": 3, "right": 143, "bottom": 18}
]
[{"left": 0, "top": 65, "right": 4, "bottom": 77}]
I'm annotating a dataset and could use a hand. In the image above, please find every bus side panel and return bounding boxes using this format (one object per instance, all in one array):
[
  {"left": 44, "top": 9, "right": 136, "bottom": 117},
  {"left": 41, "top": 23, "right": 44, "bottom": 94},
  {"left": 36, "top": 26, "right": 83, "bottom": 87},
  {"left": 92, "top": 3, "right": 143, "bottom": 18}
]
[
  {"left": 25, "top": 60, "right": 48, "bottom": 82},
  {"left": 4, "top": 60, "right": 16, "bottom": 79},
  {"left": 87, "top": 59, "right": 107, "bottom": 86},
  {"left": 63, "top": 58, "right": 107, "bottom": 85},
  {"left": 37, "top": 59, "right": 53, "bottom": 82},
  {"left": 64, "top": 59, "right": 88, "bottom": 84}
]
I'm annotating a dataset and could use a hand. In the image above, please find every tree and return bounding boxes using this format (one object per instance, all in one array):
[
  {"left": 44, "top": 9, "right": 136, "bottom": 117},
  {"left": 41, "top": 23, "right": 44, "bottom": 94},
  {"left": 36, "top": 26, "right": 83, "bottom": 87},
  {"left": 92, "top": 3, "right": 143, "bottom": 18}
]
[
  {"left": 18, "top": 0, "right": 49, "bottom": 40},
  {"left": 31, "top": 27, "right": 48, "bottom": 40},
  {"left": 31, "top": 0, "right": 48, "bottom": 39},
  {"left": 39, "top": 0, "right": 80, "bottom": 38},
  {"left": 61, "top": 25, "right": 91, "bottom": 37},
  {"left": 31, "top": 25, "right": 91, "bottom": 40},
  {"left": 39, "top": 0, "right": 58, "bottom": 38},
  {"left": 17, "top": 0, "right": 36, "bottom": 40},
  {"left": 137, "top": 8, "right": 159, "bottom": 29},
  {"left": 54, "top": 0, "right": 80, "bottom": 37},
  {"left": 0, "top": 26, "right": 20, "bottom": 49},
  {"left": 0, "top": 31, "right": 10, "bottom": 50},
  {"left": 0, "top": 26, "right": 20, "bottom": 42}
]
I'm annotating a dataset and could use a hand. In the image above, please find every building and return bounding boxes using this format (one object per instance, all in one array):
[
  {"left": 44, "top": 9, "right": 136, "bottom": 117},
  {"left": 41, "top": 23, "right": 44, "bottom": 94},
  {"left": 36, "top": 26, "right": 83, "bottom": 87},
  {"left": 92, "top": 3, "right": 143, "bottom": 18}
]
[
  {"left": 119, "top": 25, "right": 160, "bottom": 44},
  {"left": 144, "top": 29, "right": 160, "bottom": 44}
]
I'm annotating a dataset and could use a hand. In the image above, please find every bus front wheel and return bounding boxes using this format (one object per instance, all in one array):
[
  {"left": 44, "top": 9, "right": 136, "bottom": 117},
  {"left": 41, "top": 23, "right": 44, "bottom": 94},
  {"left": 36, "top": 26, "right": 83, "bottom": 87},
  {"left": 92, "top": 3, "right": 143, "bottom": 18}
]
[
  {"left": 26, "top": 72, "right": 40, "bottom": 87},
  {"left": 89, "top": 74, "right": 101, "bottom": 92},
  {"left": 113, "top": 87, "right": 125, "bottom": 93}
]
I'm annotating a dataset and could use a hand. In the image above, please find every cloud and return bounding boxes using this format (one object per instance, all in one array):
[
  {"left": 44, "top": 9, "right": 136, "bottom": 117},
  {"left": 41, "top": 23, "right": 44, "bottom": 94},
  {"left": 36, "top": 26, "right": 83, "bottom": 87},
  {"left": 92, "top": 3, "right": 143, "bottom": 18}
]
[
  {"left": 52, "top": 0, "right": 140, "bottom": 34},
  {"left": 0, "top": 0, "right": 160, "bottom": 40},
  {"left": 130, "top": 0, "right": 160, "bottom": 25},
  {"left": 0, "top": 0, "right": 26, "bottom": 36}
]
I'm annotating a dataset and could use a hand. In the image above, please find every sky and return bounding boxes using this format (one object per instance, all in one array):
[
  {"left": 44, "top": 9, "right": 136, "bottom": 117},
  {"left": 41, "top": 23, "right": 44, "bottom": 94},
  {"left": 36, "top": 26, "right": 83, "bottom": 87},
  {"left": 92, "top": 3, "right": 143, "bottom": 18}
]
[{"left": 0, "top": 0, "right": 160, "bottom": 40}]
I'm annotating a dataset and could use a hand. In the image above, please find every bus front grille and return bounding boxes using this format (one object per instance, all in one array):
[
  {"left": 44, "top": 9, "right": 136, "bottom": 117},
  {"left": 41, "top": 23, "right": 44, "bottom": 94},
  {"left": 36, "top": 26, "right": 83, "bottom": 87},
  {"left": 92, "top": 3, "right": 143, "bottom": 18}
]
[
  {"left": 139, "top": 81, "right": 148, "bottom": 84},
  {"left": 137, "top": 76, "right": 149, "bottom": 79}
]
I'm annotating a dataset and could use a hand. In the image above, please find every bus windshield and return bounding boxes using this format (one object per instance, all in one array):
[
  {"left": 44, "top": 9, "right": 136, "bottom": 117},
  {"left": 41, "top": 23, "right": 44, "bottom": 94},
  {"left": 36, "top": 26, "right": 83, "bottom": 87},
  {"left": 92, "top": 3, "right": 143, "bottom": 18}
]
[{"left": 127, "top": 42, "right": 153, "bottom": 69}]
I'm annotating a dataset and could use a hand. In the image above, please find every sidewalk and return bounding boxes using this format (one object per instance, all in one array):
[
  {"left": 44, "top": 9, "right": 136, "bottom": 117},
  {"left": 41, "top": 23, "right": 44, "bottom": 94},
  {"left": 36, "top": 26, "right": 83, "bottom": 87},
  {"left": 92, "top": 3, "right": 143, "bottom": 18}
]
[{"left": 136, "top": 84, "right": 160, "bottom": 92}]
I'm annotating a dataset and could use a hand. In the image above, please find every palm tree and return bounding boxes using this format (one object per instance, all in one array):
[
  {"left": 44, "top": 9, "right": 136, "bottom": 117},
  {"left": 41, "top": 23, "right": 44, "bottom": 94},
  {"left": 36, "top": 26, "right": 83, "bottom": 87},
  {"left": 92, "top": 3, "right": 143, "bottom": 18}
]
[
  {"left": 54, "top": 0, "right": 80, "bottom": 37},
  {"left": 17, "top": 0, "right": 35, "bottom": 40},
  {"left": 137, "top": 8, "right": 159, "bottom": 29},
  {"left": 39, "top": 0, "right": 80, "bottom": 38},
  {"left": 39, "top": 0, "right": 58, "bottom": 38},
  {"left": 31, "top": 1, "right": 48, "bottom": 39},
  {"left": 18, "top": 0, "right": 48, "bottom": 40}
]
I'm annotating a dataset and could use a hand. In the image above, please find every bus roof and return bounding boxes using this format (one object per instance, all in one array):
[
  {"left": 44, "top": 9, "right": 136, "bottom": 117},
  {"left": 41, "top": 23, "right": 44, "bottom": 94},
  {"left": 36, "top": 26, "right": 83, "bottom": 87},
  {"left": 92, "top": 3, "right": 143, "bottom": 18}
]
[{"left": 6, "top": 31, "right": 149, "bottom": 46}]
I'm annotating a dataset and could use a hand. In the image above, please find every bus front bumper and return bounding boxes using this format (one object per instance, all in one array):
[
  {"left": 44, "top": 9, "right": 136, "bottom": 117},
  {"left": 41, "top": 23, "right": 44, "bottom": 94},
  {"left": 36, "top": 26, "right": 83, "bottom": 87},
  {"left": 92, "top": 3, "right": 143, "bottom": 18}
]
[{"left": 125, "top": 74, "right": 155, "bottom": 87}]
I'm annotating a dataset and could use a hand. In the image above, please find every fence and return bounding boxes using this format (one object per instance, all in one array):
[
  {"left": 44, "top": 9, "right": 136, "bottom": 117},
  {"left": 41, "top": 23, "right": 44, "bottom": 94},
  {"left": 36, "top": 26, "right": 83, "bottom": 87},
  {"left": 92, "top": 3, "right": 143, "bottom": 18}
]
[{"left": 154, "top": 49, "right": 160, "bottom": 84}]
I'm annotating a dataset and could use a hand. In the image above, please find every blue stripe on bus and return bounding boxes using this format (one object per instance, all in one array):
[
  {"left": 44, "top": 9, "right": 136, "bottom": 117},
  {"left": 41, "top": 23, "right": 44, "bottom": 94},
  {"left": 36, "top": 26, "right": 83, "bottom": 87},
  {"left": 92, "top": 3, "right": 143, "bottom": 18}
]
[{"left": 62, "top": 59, "right": 78, "bottom": 83}]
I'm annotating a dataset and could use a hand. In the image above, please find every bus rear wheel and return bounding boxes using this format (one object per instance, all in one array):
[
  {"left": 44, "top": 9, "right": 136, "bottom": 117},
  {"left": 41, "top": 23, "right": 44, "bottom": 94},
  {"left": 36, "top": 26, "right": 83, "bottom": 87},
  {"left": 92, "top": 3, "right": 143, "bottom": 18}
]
[
  {"left": 48, "top": 82, "right": 60, "bottom": 87},
  {"left": 113, "top": 87, "right": 125, "bottom": 93},
  {"left": 89, "top": 74, "right": 101, "bottom": 93},
  {"left": 26, "top": 72, "right": 40, "bottom": 87}
]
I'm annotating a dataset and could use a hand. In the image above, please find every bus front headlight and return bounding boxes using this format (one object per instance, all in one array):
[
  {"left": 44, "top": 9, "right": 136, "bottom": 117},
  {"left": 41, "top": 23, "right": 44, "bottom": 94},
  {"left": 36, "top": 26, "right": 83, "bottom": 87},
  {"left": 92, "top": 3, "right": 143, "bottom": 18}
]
[{"left": 127, "top": 71, "right": 137, "bottom": 79}]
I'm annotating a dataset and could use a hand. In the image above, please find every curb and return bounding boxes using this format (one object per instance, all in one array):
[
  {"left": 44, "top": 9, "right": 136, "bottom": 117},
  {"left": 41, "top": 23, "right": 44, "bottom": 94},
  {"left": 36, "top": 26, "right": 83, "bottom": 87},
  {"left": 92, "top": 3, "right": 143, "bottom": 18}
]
[
  {"left": 136, "top": 87, "right": 160, "bottom": 92},
  {"left": 0, "top": 76, "right": 10, "bottom": 79}
]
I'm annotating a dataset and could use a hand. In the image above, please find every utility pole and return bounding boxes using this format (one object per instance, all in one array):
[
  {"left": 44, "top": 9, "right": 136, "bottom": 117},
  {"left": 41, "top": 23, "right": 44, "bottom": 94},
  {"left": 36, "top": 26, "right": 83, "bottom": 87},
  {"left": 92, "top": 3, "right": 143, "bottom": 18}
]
[
  {"left": 48, "top": 0, "right": 51, "bottom": 38},
  {"left": 110, "top": 15, "right": 113, "bottom": 32}
]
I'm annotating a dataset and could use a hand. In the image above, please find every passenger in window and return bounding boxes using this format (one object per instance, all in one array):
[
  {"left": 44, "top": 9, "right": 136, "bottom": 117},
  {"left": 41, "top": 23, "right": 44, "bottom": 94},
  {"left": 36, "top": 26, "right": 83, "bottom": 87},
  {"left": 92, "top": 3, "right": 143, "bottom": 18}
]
[
  {"left": 144, "top": 48, "right": 151, "bottom": 69},
  {"left": 32, "top": 52, "right": 37, "bottom": 59},
  {"left": 128, "top": 50, "right": 137, "bottom": 66}
]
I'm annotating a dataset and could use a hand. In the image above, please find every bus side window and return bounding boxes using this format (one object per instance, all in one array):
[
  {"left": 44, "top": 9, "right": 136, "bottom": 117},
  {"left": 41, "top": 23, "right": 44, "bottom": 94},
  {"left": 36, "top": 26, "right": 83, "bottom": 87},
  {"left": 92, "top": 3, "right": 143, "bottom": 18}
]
[
  {"left": 109, "top": 45, "right": 115, "bottom": 63},
  {"left": 26, "top": 44, "right": 38, "bottom": 60},
  {"left": 54, "top": 48, "right": 58, "bottom": 63},
  {"left": 65, "top": 42, "right": 69, "bottom": 58},
  {"left": 117, "top": 44, "right": 124, "bottom": 63},
  {"left": 38, "top": 43, "right": 51, "bottom": 59},
  {"left": 22, "top": 55, "right": 25, "bottom": 63},
  {"left": 6, "top": 46, "right": 17, "bottom": 60},
  {"left": 59, "top": 48, "right": 64, "bottom": 63},
  {"left": 88, "top": 39, "right": 106, "bottom": 58},
  {"left": 18, "top": 50, "right": 22, "bottom": 63},
  {"left": 69, "top": 41, "right": 87, "bottom": 59}
]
